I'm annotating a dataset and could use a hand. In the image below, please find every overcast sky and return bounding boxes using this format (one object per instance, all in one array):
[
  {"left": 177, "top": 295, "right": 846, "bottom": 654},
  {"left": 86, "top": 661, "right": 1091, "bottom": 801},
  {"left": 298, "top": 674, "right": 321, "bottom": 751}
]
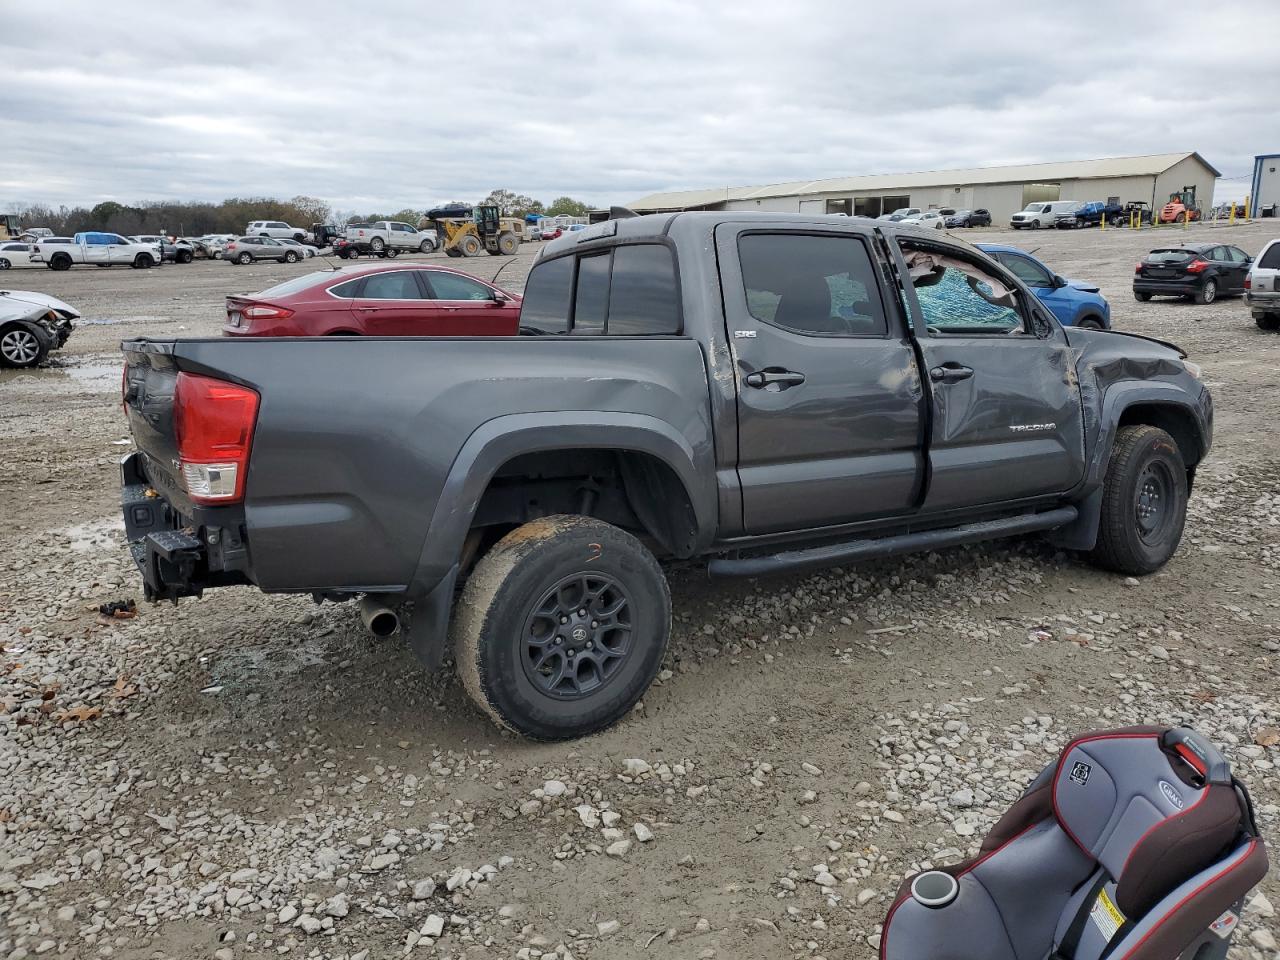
[{"left": 1, "top": 1, "right": 1274, "bottom": 212}]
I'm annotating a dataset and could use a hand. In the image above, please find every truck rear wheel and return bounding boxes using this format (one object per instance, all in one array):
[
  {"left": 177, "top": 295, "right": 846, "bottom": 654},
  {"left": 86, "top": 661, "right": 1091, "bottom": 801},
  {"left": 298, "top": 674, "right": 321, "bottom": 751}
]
[
  {"left": 497, "top": 232, "right": 519, "bottom": 255},
  {"left": 453, "top": 515, "right": 670, "bottom": 740},
  {"left": 1089, "top": 425, "right": 1187, "bottom": 575},
  {"left": 1256, "top": 314, "right": 1280, "bottom": 331}
]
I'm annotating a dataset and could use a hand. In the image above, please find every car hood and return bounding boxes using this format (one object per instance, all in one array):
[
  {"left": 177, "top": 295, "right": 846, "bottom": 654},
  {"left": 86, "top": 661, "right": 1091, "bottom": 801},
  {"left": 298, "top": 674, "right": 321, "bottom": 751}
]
[
  {"left": 0, "top": 290, "right": 80, "bottom": 320},
  {"left": 1066, "top": 278, "right": 1100, "bottom": 294}
]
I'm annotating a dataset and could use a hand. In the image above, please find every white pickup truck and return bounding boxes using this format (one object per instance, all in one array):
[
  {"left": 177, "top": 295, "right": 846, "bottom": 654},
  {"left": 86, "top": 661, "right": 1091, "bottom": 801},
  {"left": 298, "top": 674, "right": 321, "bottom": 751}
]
[
  {"left": 345, "top": 220, "right": 439, "bottom": 255},
  {"left": 34, "top": 232, "right": 160, "bottom": 270}
]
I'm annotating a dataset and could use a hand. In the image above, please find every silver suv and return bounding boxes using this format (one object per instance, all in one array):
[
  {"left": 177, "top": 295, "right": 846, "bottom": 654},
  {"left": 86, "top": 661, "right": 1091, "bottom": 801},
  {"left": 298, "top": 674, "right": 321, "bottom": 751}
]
[{"left": 1247, "top": 238, "right": 1280, "bottom": 330}]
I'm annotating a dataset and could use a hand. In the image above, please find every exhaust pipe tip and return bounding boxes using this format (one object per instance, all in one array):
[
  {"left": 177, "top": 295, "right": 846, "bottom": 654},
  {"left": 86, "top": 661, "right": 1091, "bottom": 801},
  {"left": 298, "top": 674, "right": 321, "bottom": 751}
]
[{"left": 359, "top": 596, "right": 400, "bottom": 638}]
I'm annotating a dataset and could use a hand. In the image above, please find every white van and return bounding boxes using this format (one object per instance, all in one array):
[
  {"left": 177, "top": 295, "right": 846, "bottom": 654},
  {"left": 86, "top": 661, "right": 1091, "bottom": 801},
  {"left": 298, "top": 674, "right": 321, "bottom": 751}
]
[{"left": 1010, "top": 201, "right": 1078, "bottom": 229}]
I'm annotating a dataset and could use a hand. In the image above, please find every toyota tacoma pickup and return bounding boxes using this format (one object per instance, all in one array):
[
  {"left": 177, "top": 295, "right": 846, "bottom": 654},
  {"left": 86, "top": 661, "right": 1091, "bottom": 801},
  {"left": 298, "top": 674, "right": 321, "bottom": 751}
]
[{"left": 119, "top": 213, "right": 1212, "bottom": 740}]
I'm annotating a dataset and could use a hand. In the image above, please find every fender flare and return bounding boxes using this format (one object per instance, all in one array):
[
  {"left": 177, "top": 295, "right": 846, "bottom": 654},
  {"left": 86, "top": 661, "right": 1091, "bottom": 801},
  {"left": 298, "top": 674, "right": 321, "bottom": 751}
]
[
  {"left": 1051, "top": 384, "right": 1210, "bottom": 551},
  {"left": 408, "top": 410, "right": 718, "bottom": 595}
]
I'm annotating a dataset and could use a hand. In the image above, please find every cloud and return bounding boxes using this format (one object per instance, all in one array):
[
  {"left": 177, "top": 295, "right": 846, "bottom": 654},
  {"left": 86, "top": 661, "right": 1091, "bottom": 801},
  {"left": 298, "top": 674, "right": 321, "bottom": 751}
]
[{"left": 0, "top": 0, "right": 1273, "bottom": 211}]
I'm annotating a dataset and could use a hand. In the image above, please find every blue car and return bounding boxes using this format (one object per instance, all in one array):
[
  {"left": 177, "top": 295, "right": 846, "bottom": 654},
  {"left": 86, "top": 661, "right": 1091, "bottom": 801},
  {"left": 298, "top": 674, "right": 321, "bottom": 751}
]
[{"left": 977, "top": 243, "right": 1111, "bottom": 330}]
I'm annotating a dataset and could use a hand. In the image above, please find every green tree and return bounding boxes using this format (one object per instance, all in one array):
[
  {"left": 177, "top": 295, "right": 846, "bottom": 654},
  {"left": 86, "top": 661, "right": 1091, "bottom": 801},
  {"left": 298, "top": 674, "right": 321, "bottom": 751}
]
[
  {"left": 89, "top": 201, "right": 125, "bottom": 229},
  {"left": 482, "top": 189, "right": 538, "bottom": 217},
  {"left": 546, "top": 196, "right": 589, "bottom": 217}
]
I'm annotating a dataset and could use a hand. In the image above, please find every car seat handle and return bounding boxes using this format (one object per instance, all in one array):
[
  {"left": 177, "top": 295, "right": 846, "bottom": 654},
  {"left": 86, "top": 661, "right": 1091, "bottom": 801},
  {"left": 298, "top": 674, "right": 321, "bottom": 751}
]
[{"left": 1162, "top": 727, "right": 1231, "bottom": 785}]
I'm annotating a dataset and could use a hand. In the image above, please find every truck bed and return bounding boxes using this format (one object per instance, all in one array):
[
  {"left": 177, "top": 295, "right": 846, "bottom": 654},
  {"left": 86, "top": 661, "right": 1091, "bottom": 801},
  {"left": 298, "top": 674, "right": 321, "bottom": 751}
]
[{"left": 122, "top": 336, "right": 715, "bottom": 596}]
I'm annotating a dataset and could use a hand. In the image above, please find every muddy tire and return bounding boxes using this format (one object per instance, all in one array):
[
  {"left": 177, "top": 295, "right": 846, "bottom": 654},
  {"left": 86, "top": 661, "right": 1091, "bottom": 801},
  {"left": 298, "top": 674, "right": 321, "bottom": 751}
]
[
  {"left": 497, "top": 231, "right": 519, "bottom": 255},
  {"left": 1090, "top": 425, "right": 1187, "bottom": 575},
  {"left": 460, "top": 235, "right": 482, "bottom": 257},
  {"left": 453, "top": 515, "right": 670, "bottom": 740}
]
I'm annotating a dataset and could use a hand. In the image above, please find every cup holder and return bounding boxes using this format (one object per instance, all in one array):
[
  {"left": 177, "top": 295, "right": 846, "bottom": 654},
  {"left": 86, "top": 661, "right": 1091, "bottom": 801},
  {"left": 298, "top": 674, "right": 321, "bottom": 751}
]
[{"left": 910, "top": 870, "right": 959, "bottom": 908}]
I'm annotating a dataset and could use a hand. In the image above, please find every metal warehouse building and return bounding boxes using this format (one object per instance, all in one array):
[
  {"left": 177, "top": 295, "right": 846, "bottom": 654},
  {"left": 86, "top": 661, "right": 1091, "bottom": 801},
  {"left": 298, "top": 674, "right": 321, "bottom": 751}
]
[
  {"left": 1252, "top": 152, "right": 1280, "bottom": 216},
  {"left": 628, "top": 152, "right": 1220, "bottom": 223}
]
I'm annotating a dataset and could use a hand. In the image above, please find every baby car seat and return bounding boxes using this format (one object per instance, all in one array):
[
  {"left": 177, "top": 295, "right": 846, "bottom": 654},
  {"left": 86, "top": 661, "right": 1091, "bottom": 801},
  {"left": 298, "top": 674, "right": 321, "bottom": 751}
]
[{"left": 880, "top": 726, "right": 1268, "bottom": 960}]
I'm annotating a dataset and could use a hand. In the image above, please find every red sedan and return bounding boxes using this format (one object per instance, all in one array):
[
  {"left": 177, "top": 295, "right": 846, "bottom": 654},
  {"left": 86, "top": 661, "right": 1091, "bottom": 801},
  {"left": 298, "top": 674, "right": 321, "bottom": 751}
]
[{"left": 223, "top": 263, "right": 521, "bottom": 337}]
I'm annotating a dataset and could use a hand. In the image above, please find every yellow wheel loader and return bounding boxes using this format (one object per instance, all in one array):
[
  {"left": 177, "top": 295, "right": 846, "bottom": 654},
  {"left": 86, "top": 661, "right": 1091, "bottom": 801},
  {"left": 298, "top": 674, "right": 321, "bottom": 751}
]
[{"left": 435, "top": 205, "right": 524, "bottom": 258}]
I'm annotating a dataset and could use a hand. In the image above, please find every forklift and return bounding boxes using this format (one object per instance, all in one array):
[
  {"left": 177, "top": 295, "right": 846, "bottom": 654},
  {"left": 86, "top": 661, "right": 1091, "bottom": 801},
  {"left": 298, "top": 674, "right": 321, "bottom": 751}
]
[
  {"left": 1159, "top": 187, "right": 1201, "bottom": 223},
  {"left": 434, "top": 204, "right": 524, "bottom": 257}
]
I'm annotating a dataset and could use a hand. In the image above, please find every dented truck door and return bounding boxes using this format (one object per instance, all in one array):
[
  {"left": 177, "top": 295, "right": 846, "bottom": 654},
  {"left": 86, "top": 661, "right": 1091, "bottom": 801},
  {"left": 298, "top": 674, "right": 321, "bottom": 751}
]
[{"left": 889, "top": 236, "right": 1085, "bottom": 513}]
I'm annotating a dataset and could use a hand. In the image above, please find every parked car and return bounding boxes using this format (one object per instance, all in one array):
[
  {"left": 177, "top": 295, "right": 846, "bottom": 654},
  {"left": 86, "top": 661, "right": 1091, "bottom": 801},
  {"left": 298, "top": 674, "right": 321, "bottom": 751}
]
[
  {"left": 525, "top": 222, "right": 545, "bottom": 241},
  {"left": 224, "top": 236, "right": 303, "bottom": 265},
  {"left": 1133, "top": 243, "right": 1252, "bottom": 305},
  {"left": 276, "top": 237, "right": 318, "bottom": 259},
  {"left": 333, "top": 238, "right": 361, "bottom": 259},
  {"left": 944, "top": 209, "right": 991, "bottom": 228},
  {"left": 899, "top": 210, "right": 947, "bottom": 230},
  {"left": 34, "top": 232, "right": 159, "bottom": 270},
  {"left": 541, "top": 225, "right": 564, "bottom": 241},
  {"left": 0, "top": 241, "right": 45, "bottom": 269},
  {"left": 308, "top": 224, "right": 344, "bottom": 249},
  {"left": 344, "top": 220, "right": 439, "bottom": 256},
  {"left": 977, "top": 243, "right": 1110, "bottom": 329},
  {"left": 20, "top": 227, "right": 53, "bottom": 240},
  {"left": 198, "top": 234, "right": 237, "bottom": 259},
  {"left": 0, "top": 289, "right": 77, "bottom": 367},
  {"left": 222, "top": 263, "right": 521, "bottom": 337},
  {"left": 246, "top": 221, "right": 306, "bottom": 241},
  {"left": 121, "top": 214, "right": 1211, "bottom": 740},
  {"left": 1245, "top": 238, "right": 1280, "bottom": 330},
  {"left": 130, "top": 235, "right": 195, "bottom": 264},
  {"left": 877, "top": 207, "right": 922, "bottom": 222},
  {"left": 1055, "top": 201, "right": 1124, "bottom": 229},
  {"left": 1011, "top": 201, "right": 1079, "bottom": 229}
]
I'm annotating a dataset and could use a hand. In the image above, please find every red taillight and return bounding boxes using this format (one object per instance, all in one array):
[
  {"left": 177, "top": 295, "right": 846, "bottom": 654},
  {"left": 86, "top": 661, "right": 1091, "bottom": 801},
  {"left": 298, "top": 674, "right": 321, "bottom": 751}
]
[
  {"left": 1185, "top": 259, "right": 1209, "bottom": 274},
  {"left": 241, "top": 304, "right": 294, "bottom": 320},
  {"left": 1135, "top": 262, "right": 1143, "bottom": 274},
  {"left": 174, "top": 372, "right": 259, "bottom": 504},
  {"left": 1244, "top": 276, "right": 1251, "bottom": 289}
]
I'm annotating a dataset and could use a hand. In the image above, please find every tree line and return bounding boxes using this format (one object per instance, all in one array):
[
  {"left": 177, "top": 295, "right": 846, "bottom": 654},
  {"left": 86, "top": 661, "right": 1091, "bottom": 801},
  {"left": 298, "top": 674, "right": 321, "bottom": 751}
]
[{"left": 6, "top": 189, "right": 594, "bottom": 238}]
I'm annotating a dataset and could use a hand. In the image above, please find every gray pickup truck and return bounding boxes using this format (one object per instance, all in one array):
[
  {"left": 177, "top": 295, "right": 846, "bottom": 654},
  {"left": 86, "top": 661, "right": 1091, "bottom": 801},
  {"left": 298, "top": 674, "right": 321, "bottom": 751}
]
[{"left": 119, "top": 212, "right": 1212, "bottom": 740}]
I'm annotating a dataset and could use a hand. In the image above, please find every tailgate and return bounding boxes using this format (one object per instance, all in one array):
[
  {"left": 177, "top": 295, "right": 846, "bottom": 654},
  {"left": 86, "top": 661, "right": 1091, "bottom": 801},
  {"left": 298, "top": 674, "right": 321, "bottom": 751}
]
[{"left": 122, "top": 340, "right": 193, "bottom": 513}]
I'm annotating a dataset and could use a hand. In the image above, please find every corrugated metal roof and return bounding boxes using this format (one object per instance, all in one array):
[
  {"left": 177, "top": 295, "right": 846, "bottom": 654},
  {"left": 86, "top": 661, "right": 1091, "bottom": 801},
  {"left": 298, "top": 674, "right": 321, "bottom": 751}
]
[{"left": 630, "top": 152, "right": 1221, "bottom": 211}]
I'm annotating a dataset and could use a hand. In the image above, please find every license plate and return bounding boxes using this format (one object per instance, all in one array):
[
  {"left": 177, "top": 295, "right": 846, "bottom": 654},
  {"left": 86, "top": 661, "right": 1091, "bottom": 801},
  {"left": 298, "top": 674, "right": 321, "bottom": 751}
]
[
  {"left": 229, "top": 312, "right": 241, "bottom": 327},
  {"left": 1146, "top": 269, "right": 1175, "bottom": 278}
]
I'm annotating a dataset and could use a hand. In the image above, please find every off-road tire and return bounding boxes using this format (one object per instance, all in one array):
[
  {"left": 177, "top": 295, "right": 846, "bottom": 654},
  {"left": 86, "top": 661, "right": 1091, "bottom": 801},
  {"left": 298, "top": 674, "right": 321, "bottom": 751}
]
[
  {"left": 1256, "top": 314, "right": 1280, "bottom": 331},
  {"left": 497, "top": 232, "right": 519, "bottom": 255},
  {"left": 1195, "top": 278, "right": 1217, "bottom": 305},
  {"left": 453, "top": 515, "right": 670, "bottom": 740},
  {"left": 460, "top": 235, "right": 482, "bottom": 257},
  {"left": 1090, "top": 425, "right": 1187, "bottom": 575},
  {"left": 1134, "top": 291, "right": 1152, "bottom": 302}
]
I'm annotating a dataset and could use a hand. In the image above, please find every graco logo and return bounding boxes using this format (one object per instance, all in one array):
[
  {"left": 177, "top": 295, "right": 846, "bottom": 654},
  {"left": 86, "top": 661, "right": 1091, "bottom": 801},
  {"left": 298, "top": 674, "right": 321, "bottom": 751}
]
[
  {"left": 1069, "top": 761, "right": 1092, "bottom": 785},
  {"left": 1159, "top": 780, "right": 1185, "bottom": 810}
]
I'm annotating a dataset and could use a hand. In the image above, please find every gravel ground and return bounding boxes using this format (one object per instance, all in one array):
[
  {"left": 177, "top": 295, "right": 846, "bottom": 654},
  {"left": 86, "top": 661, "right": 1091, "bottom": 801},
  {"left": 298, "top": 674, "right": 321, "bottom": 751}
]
[{"left": 2, "top": 223, "right": 1279, "bottom": 960}]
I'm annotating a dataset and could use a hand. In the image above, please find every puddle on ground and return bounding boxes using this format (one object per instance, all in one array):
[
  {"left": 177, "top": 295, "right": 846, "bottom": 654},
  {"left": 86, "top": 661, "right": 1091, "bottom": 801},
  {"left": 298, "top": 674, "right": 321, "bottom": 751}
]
[
  {"left": 58, "top": 516, "right": 125, "bottom": 552},
  {"left": 0, "top": 356, "right": 121, "bottom": 391}
]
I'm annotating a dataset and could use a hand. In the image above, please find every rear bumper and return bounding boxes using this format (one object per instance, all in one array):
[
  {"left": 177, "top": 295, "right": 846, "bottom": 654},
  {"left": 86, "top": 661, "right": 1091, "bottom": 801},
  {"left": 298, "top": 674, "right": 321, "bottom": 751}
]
[
  {"left": 1133, "top": 278, "right": 1200, "bottom": 296},
  {"left": 1245, "top": 291, "right": 1280, "bottom": 314},
  {"left": 121, "top": 452, "right": 252, "bottom": 601}
]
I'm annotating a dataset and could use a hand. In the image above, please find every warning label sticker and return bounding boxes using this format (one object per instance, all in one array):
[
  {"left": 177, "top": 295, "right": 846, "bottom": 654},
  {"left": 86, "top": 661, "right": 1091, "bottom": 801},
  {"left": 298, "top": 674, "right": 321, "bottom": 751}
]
[{"left": 1090, "top": 887, "right": 1126, "bottom": 942}]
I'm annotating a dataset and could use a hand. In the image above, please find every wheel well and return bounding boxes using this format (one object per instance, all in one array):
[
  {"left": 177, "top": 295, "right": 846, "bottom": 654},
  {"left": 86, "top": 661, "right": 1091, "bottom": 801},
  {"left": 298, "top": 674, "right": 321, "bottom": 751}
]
[
  {"left": 1117, "top": 403, "right": 1203, "bottom": 468},
  {"left": 471, "top": 448, "right": 699, "bottom": 559}
]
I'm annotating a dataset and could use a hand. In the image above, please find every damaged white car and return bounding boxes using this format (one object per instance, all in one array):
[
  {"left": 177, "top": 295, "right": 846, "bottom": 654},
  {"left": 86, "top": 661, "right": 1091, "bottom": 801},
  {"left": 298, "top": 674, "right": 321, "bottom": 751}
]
[{"left": 0, "top": 290, "right": 78, "bottom": 367}]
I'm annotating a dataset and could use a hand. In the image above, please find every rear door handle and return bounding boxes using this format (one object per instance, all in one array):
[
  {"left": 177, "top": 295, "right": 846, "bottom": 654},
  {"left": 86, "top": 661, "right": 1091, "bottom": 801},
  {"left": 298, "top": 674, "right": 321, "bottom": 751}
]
[
  {"left": 929, "top": 363, "right": 974, "bottom": 384},
  {"left": 744, "top": 368, "right": 806, "bottom": 390}
]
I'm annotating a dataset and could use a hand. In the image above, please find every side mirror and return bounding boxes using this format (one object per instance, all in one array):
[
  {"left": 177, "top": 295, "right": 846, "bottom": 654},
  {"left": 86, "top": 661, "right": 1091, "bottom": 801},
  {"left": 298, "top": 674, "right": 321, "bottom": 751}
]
[
  {"left": 1053, "top": 274, "right": 1068, "bottom": 288},
  {"left": 490, "top": 291, "right": 510, "bottom": 304}
]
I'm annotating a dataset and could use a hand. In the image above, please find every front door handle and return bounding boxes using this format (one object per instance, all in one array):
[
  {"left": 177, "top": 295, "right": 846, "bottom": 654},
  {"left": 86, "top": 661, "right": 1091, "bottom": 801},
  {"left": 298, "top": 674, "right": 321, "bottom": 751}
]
[
  {"left": 744, "top": 368, "right": 806, "bottom": 390},
  {"left": 929, "top": 363, "right": 974, "bottom": 384}
]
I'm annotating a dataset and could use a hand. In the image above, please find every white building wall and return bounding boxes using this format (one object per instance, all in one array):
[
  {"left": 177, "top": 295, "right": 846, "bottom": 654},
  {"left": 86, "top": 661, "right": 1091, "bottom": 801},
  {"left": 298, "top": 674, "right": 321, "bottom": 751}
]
[
  {"left": 1057, "top": 175, "right": 1156, "bottom": 206},
  {"left": 1252, "top": 156, "right": 1279, "bottom": 212},
  {"left": 968, "top": 184, "right": 1027, "bottom": 222}
]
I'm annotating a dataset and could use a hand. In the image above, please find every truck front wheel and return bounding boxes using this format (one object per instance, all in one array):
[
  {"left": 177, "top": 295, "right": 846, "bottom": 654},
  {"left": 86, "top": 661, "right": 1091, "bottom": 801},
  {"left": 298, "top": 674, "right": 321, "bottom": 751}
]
[
  {"left": 1089, "top": 425, "right": 1187, "bottom": 575},
  {"left": 453, "top": 515, "right": 671, "bottom": 740}
]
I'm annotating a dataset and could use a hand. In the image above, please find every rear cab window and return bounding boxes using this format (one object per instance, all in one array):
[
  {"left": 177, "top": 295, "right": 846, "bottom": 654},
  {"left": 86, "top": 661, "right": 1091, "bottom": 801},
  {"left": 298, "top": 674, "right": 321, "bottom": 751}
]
[{"left": 518, "top": 243, "right": 681, "bottom": 336}]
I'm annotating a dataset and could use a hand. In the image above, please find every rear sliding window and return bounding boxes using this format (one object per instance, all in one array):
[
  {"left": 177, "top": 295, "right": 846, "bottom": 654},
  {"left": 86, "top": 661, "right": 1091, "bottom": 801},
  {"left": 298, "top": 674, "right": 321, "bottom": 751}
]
[{"left": 519, "top": 244, "right": 680, "bottom": 336}]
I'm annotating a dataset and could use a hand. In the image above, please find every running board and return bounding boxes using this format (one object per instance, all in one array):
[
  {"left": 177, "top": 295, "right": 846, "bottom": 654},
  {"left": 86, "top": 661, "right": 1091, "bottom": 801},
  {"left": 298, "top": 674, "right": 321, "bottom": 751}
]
[{"left": 707, "top": 506, "right": 1078, "bottom": 578}]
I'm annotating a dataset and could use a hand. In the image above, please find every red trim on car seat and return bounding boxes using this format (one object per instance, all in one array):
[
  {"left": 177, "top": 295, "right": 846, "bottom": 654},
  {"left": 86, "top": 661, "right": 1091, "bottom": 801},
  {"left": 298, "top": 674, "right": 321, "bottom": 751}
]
[
  {"left": 1116, "top": 840, "right": 1259, "bottom": 960},
  {"left": 1174, "top": 743, "right": 1207, "bottom": 776},
  {"left": 879, "top": 820, "right": 1045, "bottom": 960},
  {"left": 1118, "top": 784, "right": 1210, "bottom": 879},
  {"left": 1051, "top": 733, "right": 1159, "bottom": 856}
]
